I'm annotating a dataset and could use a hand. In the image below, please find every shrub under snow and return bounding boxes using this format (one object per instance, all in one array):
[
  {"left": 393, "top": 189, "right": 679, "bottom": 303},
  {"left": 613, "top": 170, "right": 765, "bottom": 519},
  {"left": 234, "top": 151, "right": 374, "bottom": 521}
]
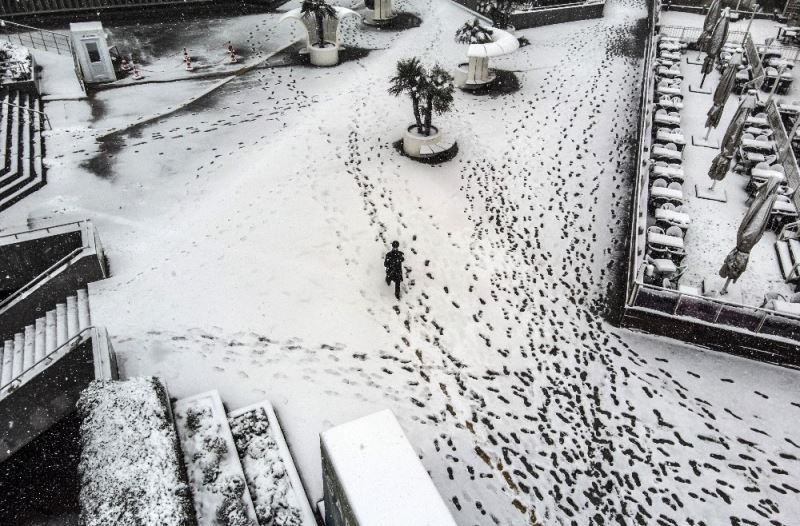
[
  {"left": 77, "top": 377, "right": 194, "bottom": 526},
  {"left": 229, "top": 406, "right": 305, "bottom": 526}
]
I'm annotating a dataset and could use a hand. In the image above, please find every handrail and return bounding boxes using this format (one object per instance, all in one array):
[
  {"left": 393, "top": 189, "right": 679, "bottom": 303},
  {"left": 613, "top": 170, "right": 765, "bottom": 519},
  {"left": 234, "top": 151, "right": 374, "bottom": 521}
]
[
  {"left": 0, "top": 245, "right": 86, "bottom": 312},
  {"left": 0, "top": 326, "right": 94, "bottom": 393},
  {"left": 0, "top": 19, "right": 67, "bottom": 39},
  {"left": 0, "top": 18, "right": 72, "bottom": 56},
  {"left": 0, "top": 100, "right": 52, "bottom": 130},
  {"left": 0, "top": 219, "right": 87, "bottom": 242}
]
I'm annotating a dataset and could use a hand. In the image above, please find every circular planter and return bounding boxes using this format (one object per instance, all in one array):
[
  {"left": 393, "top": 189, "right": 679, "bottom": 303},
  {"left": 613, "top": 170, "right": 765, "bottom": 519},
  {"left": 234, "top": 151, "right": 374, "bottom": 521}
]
[
  {"left": 403, "top": 125, "right": 442, "bottom": 158},
  {"left": 309, "top": 42, "right": 339, "bottom": 67},
  {"left": 454, "top": 62, "right": 496, "bottom": 90}
]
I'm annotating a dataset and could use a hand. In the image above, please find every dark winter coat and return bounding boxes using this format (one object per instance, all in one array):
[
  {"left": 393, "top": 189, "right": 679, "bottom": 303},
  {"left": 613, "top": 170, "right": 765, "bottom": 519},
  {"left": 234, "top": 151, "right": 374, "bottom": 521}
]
[{"left": 384, "top": 249, "right": 405, "bottom": 281}]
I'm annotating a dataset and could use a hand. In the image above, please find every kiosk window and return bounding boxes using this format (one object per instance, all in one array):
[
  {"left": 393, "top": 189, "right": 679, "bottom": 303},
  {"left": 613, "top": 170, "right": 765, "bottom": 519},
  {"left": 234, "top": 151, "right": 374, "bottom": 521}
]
[{"left": 86, "top": 42, "right": 101, "bottom": 63}]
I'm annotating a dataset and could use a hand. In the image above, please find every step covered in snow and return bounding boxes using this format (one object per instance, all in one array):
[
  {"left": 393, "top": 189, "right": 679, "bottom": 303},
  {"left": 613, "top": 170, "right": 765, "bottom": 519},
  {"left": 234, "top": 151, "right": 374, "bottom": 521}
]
[
  {"left": 77, "top": 377, "right": 194, "bottom": 526},
  {"left": 228, "top": 400, "right": 317, "bottom": 526},
  {"left": 173, "top": 390, "right": 259, "bottom": 526}
]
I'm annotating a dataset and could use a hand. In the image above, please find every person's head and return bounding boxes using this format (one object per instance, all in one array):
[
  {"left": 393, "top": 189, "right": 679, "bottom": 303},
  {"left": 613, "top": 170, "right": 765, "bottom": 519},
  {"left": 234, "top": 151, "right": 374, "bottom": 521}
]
[{"left": 391, "top": 241, "right": 399, "bottom": 249}]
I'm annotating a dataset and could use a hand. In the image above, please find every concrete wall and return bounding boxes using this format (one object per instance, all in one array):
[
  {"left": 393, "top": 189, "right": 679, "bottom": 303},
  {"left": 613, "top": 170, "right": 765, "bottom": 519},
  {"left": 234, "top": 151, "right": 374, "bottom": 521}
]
[
  {"left": 321, "top": 440, "right": 358, "bottom": 526},
  {"left": 451, "top": 0, "right": 605, "bottom": 29},
  {"left": 0, "top": 251, "right": 106, "bottom": 341},
  {"left": 622, "top": 307, "right": 800, "bottom": 366},
  {"left": 0, "top": 231, "right": 83, "bottom": 298}
]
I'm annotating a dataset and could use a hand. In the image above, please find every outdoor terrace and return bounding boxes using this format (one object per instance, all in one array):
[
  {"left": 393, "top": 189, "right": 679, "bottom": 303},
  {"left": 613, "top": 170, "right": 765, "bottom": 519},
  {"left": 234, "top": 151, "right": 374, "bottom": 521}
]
[{"left": 625, "top": 9, "right": 800, "bottom": 358}]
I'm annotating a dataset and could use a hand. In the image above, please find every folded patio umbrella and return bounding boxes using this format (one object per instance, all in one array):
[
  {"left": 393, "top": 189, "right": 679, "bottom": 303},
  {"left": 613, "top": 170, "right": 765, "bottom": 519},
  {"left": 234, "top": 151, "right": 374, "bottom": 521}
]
[
  {"left": 706, "top": 54, "right": 741, "bottom": 129},
  {"left": 720, "top": 93, "right": 756, "bottom": 154},
  {"left": 708, "top": 93, "right": 756, "bottom": 184},
  {"left": 719, "top": 177, "right": 781, "bottom": 282},
  {"left": 705, "top": 11, "right": 730, "bottom": 66},
  {"left": 708, "top": 151, "right": 733, "bottom": 181},
  {"left": 697, "top": 0, "right": 722, "bottom": 51},
  {"left": 702, "top": 53, "right": 716, "bottom": 76}
]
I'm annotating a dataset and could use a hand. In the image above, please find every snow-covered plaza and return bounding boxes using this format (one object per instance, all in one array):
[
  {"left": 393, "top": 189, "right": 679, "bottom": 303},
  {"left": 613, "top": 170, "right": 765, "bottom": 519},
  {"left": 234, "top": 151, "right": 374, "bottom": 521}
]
[{"left": 1, "top": 0, "right": 800, "bottom": 524}]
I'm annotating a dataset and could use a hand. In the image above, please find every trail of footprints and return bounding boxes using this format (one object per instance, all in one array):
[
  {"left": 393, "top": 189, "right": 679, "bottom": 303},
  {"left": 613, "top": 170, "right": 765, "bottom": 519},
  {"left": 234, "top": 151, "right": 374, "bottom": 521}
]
[{"left": 94, "top": 0, "right": 799, "bottom": 523}]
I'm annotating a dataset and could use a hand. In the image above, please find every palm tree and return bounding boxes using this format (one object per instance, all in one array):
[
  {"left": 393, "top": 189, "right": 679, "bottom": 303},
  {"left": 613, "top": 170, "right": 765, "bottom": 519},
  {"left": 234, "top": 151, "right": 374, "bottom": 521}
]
[
  {"left": 388, "top": 59, "right": 455, "bottom": 137},
  {"left": 421, "top": 65, "right": 455, "bottom": 136},
  {"left": 478, "top": 0, "right": 519, "bottom": 29},
  {"left": 455, "top": 19, "right": 494, "bottom": 45},
  {"left": 389, "top": 57, "right": 427, "bottom": 133},
  {"left": 301, "top": 0, "right": 338, "bottom": 48}
]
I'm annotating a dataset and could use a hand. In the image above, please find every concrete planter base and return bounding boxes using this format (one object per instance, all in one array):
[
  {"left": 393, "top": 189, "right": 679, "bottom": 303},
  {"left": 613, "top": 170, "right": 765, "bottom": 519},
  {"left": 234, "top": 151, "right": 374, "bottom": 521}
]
[
  {"left": 363, "top": 12, "right": 398, "bottom": 26},
  {"left": 454, "top": 62, "right": 496, "bottom": 90},
  {"left": 402, "top": 125, "right": 442, "bottom": 158},
  {"left": 309, "top": 43, "right": 339, "bottom": 67}
]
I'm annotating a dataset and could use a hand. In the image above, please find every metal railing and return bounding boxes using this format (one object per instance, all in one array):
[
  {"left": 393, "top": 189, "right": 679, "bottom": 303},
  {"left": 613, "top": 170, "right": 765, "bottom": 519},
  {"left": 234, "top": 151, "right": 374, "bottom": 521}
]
[
  {"left": 0, "top": 19, "right": 71, "bottom": 55},
  {"left": 0, "top": 326, "right": 94, "bottom": 394},
  {"left": 660, "top": 25, "right": 750, "bottom": 45},
  {"left": 0, "top": 0, "right": 210, "bottom": 17},
  {"left": 757, "top": 43, "right": 800, "bottom": 63},
  {"left": 0, "top": 246, "right": 85, "bottom": 313},
  {"left": 0, "top": 99, "right": 51, "bottom": 130},
  {"left": 0, "top": 219, "right": 86, "bottom": 241},
  {"left": 625, "top": 0, "right": 659, "bottom": 307}
]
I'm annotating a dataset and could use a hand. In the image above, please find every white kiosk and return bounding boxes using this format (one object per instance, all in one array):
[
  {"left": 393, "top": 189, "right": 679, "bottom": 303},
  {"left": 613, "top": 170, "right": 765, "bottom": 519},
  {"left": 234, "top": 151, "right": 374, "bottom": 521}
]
[{"left": 70, "top": 22, "right": 116, "bottom": 84}]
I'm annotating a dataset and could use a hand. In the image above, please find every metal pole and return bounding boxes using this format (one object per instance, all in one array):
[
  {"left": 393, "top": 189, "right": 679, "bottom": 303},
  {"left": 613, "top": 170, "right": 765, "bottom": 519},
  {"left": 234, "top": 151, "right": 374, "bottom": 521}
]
[
  {"left": 720, "top": 277, "right": 732, "bottom": 294},
  {"left": 700, "top": 70, "right": 710, "bottom": 87},
  {"left": 745, "top": 6, "right": 759, "bottom": 35}
]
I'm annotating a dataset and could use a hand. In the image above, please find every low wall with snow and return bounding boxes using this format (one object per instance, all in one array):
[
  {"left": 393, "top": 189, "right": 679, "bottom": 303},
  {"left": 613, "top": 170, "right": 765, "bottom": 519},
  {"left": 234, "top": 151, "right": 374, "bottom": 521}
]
[{"left": 77, "top": 377, "right": 195, "bottom": 526}]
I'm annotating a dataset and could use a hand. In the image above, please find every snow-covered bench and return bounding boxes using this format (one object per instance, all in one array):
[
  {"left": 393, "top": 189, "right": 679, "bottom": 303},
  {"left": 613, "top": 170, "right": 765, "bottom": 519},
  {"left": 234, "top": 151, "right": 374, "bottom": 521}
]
[{"left": 454, "top": 27, "right": 519, "bottom": 89}]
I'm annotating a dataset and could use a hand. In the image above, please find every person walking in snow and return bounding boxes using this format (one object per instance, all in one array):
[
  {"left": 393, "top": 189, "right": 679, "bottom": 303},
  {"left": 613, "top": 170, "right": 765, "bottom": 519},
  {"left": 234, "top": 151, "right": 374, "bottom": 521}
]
[{"left": 384, "top": 241, "right": 404, "bottom": 300}]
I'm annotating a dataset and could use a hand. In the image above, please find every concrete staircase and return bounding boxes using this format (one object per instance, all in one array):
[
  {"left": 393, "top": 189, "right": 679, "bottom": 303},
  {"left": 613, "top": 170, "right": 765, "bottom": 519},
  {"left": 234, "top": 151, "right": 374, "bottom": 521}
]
[
  {"left": 0, "top": 288, "right": 90, "bottom": 392},
  {"left": 0, "top": 88, "right": 45, "bottom": 213}
]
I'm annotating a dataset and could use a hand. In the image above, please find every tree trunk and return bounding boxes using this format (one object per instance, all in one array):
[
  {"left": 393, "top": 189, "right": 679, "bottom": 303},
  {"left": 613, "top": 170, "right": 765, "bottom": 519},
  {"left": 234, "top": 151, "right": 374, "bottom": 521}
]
[
  {"left": 411, "top": 95, "right": 423, "bottom": 132},
  {"left": 423, "top": 95, "right": 433, "bottom": 136},
  {"left": 315, "top": 12, "right": 325, "bottom": 46}
]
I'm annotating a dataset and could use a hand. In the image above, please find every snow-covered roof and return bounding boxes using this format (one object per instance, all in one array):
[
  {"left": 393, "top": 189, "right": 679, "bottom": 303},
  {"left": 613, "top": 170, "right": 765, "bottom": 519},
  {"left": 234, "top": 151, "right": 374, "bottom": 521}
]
[
  {"left": 70, "top": 21, "right": 104, "bottom": 32},
  {"left": 320, "top": 410, "right": 458, "bottom": 526},
  {"left": 467, "top": 27, "right": 520, "bottom": 58},
  {"left": 278, "top": 6, "right": 360, "bottom": 24}
]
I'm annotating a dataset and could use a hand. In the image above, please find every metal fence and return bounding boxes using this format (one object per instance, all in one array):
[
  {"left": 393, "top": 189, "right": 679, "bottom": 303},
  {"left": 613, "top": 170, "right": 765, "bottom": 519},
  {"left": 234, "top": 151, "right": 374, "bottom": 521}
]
[
  {"left": 758, "top": 43, "right": 800, "bottom": 62},
  {"left": 626, "top": 0, "right": 659, "bottom": 309},
  {"left": 766, "top": 99, "right": 800, "bottom": 216},
  {"left": 0, "top": 0, "right": 210, "bottom": 16},
  {"left": 744, "top": 33, "right": 766, "bottom": 89},
  {"left": 660, "top": 24, "right": 750, "bottom": 45},
  {"left": 0, "top": 19, "right": 70, "bottom": 55}
]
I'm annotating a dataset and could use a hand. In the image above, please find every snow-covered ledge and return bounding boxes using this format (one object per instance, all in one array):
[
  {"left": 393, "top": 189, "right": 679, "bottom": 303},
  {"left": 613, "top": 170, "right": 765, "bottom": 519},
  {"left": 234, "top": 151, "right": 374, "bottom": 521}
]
[
  {"left": 454, "top": 27, "right": 519, "bottom": 89},
  {"left": 279, "top": 6, "right": 361, "bottom": 66}
]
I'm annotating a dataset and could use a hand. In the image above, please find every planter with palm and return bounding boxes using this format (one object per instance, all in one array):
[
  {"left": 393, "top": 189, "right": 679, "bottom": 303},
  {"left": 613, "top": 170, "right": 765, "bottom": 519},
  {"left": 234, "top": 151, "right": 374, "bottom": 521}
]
[
  {"left": 389, "top": 58, "right": 456, "bottom": 158},
  {"left": 453, "top": 19, "right": 497, "bottom": 88},
  {"left": 478, "top": 0, "right": 519, "bottom": 30},
  {"left": 301, "top": 0, "right": 340, "bottom": 66}
]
